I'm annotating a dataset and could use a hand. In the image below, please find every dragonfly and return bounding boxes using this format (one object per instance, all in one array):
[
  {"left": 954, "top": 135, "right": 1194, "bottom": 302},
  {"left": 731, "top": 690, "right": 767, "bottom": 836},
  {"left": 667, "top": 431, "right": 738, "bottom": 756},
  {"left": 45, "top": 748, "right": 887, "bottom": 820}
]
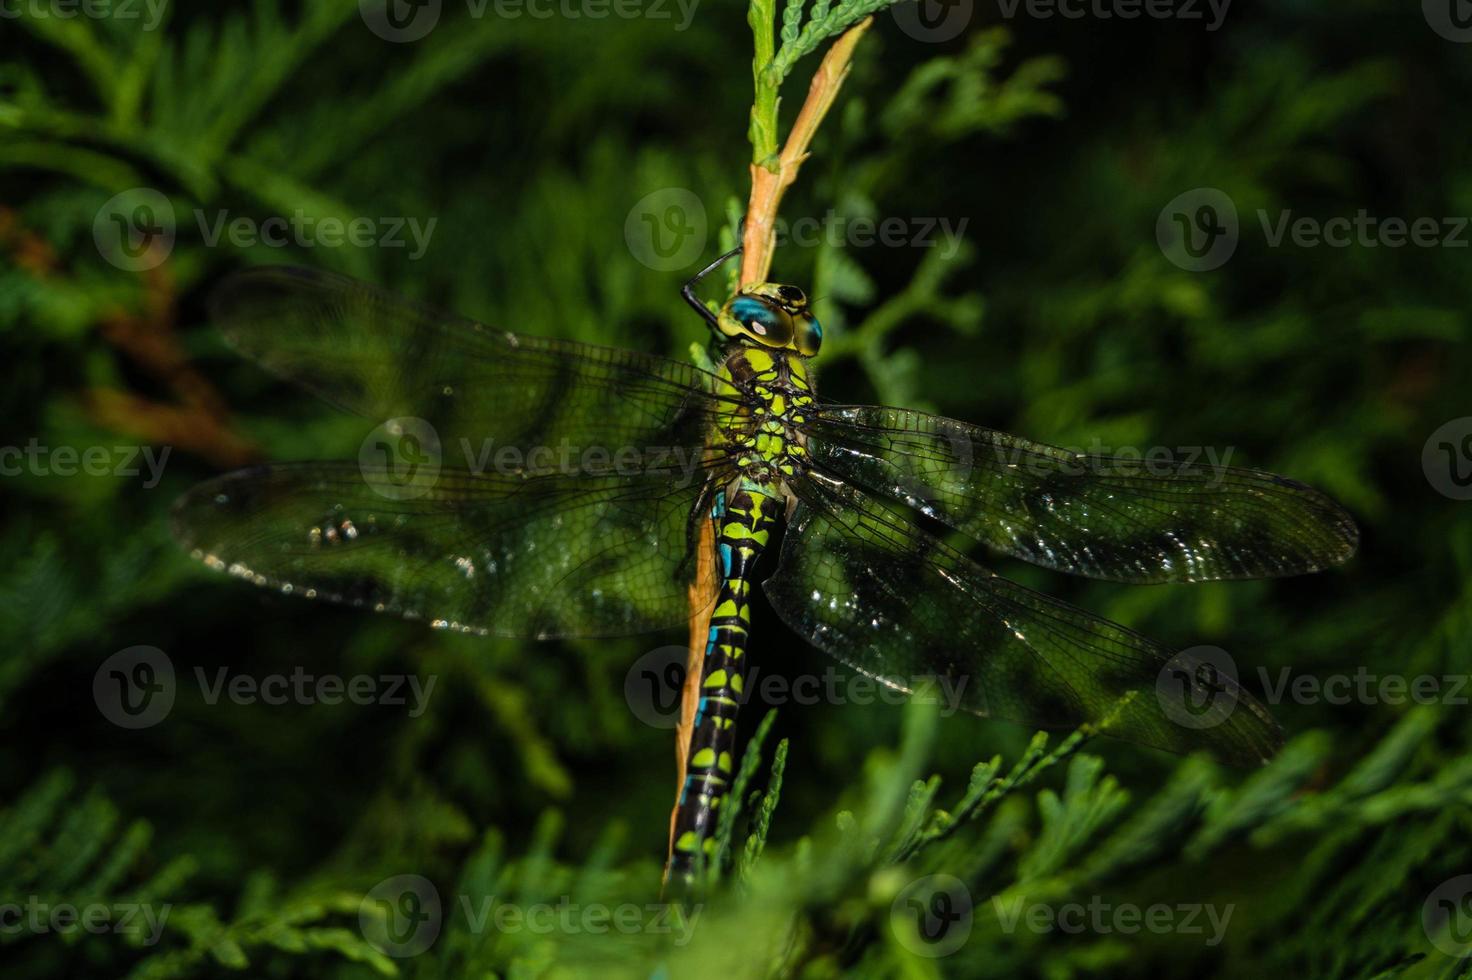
[{"left": 172, "top": 247, "right": 1358, "bottom": 887}]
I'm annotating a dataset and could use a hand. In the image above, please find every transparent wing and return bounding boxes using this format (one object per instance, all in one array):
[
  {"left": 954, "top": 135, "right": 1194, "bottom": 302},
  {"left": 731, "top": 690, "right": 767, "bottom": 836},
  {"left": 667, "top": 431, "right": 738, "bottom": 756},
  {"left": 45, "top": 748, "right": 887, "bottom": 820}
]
[
  {"left": 173, "top": 461, "right": 713, "bottom": 638},
  {"left": 178, "top": 265, "right": 733, "bottom": 637},
  {"left": 763, "top": 472, "right": 1284, "bottom": 766},
  {"left": 806, "top": 405, "right": 1358, "bottom": 583},
  {"left": 208, "top": 265, "right": 735, "bottom": 459}
]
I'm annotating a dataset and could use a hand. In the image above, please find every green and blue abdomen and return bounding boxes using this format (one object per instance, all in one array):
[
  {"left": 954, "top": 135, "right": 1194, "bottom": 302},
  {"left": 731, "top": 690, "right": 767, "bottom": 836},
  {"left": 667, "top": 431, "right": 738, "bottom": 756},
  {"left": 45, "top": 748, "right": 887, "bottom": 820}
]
[
  {"left": 667, "top": 484, "right": 779, "bottom": 878},
  {"left": 667, "top": 348, "right": 812, "bottom": 882}
]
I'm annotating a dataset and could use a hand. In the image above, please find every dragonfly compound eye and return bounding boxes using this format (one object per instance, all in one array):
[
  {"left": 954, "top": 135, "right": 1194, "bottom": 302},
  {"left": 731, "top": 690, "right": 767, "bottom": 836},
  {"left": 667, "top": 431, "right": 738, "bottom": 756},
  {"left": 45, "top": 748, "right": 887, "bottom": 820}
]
[
  {"left": 720, "top": 294, "right": 795, "bottom": 349},
  {"left": 795, "top": 313, "right": 823, "bottom": 357}
]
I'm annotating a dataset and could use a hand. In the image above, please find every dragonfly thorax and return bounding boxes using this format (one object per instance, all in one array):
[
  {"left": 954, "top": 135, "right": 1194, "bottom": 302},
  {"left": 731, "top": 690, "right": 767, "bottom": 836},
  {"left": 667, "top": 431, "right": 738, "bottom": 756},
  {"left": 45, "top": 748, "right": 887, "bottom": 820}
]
[
  {"left": 717, "top": 282, "right": 823, "bottom": 357},
  {"left": 713, "top": 346, "right": 814, "bottom": 487}
]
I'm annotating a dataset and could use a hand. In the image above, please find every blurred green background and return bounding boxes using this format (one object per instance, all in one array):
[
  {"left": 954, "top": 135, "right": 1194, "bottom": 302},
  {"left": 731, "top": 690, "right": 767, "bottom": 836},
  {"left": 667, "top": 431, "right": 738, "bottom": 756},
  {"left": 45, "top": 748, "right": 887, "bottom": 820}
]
[{"left": 4, "top": 0, "right": 1472, "bottom": 977}]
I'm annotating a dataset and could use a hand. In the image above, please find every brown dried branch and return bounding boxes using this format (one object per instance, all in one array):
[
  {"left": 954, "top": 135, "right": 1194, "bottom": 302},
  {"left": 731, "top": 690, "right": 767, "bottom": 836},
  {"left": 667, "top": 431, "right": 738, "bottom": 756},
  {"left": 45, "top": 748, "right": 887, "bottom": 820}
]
[{"left": 739, "top": 17, "right": 873, "bottom": 286}]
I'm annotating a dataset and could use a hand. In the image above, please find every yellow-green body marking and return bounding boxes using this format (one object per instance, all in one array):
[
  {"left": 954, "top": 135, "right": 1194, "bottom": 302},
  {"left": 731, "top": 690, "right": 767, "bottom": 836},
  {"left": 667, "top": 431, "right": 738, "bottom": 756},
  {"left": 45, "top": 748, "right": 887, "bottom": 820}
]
[{"left": 666, "top": 345, "right": 816, "bottom": 885}]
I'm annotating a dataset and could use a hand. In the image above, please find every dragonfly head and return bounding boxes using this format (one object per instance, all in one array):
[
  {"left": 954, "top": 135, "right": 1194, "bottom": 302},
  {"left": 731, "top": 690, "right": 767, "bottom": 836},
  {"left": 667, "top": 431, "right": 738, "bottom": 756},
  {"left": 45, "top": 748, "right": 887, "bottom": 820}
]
[{"left": 717, "top": 283, "right": 823, "bottom": 357}]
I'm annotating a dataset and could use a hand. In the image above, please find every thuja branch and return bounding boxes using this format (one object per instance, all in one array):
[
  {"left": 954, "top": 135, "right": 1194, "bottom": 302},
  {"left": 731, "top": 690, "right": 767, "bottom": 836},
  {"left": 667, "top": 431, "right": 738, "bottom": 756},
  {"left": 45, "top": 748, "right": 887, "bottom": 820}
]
[
  {"left": 669, "top": 4, "right": 884, "bottom": 884},
  {"left": 741, "top": 11, "right": 875, "bottom": 285}
]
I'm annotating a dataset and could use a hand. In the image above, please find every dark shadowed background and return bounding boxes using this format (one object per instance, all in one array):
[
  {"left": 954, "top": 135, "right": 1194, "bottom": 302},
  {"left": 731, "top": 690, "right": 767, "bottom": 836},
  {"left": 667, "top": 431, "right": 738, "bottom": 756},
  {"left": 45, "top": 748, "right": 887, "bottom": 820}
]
[{"left": 3, "top": 0, "right": 1471, "bottom": 976}]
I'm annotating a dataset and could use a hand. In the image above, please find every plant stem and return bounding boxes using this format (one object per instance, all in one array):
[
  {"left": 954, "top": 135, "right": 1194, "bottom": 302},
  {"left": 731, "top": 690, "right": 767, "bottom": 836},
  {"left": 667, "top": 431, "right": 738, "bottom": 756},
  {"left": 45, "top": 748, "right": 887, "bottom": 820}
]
[
  {"left": 667, "top": 14, "right": 874, "bottom": 887},
  {"left": 741, "top": 17, "right": 873, "bottom": 285}
]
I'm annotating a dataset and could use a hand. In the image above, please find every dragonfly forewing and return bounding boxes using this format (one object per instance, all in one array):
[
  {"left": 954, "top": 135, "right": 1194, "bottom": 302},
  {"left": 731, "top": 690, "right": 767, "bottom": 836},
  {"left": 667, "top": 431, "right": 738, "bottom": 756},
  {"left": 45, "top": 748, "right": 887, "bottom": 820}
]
[
  {"left": 806, "top": 405, "right": 1358, "bottom": 584},
  {"left": 179, "top": 266, "right": 741, "bottom": 637},
  {"left": 209, "top": 266, "right": 737, "bottom": 460}
]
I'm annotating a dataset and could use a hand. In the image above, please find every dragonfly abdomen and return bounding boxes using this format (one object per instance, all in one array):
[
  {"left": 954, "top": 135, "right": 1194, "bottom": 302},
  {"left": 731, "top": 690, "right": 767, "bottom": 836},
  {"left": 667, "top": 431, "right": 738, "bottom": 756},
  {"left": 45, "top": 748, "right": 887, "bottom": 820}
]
[{"left": 667, "top": 482, "right": 781, "bottom": 886}]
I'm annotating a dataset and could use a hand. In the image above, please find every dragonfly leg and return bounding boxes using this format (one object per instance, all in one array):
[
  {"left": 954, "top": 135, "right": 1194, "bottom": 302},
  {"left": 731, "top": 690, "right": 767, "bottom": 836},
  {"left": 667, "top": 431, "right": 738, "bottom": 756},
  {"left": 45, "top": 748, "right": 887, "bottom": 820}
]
[{"left": 680, "top": 245, "right": 743, "bottom": 329}]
